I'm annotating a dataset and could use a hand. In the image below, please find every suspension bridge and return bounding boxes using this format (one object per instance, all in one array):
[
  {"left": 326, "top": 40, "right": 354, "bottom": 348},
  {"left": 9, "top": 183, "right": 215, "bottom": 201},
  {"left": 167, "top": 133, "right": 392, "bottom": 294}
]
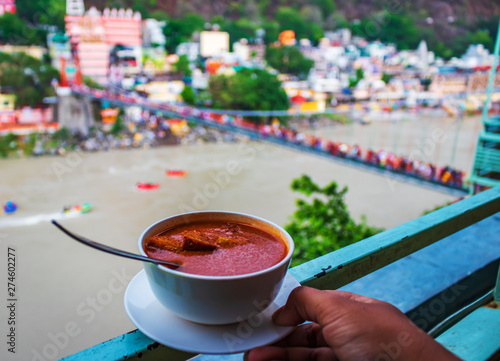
[{"left": 70, "top": 86, "right": 469, "bottom": 196}]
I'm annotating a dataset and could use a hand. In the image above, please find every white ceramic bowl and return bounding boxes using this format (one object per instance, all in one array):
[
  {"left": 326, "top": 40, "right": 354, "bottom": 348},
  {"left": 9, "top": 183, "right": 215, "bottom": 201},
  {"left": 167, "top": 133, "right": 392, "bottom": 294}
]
[{"left": 138, "top": 211, "right": 294, "bottom": 325}]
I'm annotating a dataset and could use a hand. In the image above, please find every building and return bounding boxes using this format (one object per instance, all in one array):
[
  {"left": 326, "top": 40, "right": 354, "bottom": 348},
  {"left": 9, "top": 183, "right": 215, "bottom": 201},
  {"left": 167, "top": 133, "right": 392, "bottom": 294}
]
[
  {"left": 429, "top": 74, "right": 467, "bottom": 95},
  {"left": 47, "top": 33, "right": 74, "bottom": 80},
  {"left": 65, "top": 5, "right": 142, "bottom": 84},
  {"left": 176, "top": 42, "right": 199, "bottom": 62},
  {"left": 0, "top": 0, "right": 15, "bottom": 15},
  {"left": 0, "top": 94, "right": 16, "bottom": 124},
  {"left": 0, "top": 45, "right": 44, "bottom": 59},
  {"left": 143, "top": 19, "right": 166, "bottom": 48}
]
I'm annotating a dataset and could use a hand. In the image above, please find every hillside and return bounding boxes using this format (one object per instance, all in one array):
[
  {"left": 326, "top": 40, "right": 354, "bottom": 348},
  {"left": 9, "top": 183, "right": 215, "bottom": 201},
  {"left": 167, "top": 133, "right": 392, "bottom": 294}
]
[
  {"left": 84, "top": 0, "right": 500, "bottom": 22},
  {"left": 81, "top": 0, "right": 500, "bottom": 59},
  {"left": 8, "top": 0, "right": 500, "bottom": 59}
]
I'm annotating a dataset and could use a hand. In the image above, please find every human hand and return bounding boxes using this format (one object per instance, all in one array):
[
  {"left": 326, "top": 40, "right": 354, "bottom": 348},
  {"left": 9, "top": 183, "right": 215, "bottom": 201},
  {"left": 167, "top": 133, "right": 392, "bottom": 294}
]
[{"left": 245, "top": 286, "right": 461, "bottom": 361}]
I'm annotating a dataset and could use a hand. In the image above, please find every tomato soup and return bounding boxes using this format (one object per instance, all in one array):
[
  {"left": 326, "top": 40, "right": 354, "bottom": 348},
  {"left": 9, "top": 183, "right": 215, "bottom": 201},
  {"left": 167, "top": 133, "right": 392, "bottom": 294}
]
[{"left": 143, "top": 220, "right": 288, "bottom": 276}]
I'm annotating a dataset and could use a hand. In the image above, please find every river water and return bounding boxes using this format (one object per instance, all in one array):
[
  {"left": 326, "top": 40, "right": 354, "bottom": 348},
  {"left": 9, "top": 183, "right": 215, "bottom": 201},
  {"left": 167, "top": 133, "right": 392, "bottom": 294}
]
[
  {"left": 0, "top": 139, "right": 460, "bottom": 360},
  {"left": 307, "top": 114, "right": 481, "bottom": 172}
]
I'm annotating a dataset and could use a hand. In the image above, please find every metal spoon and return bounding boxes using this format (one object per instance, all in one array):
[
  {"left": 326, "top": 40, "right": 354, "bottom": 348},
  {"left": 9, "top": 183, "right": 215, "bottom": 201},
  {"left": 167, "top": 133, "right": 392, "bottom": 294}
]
[{"left": 51, "top": 220, "right": 181, "bottom": 268}]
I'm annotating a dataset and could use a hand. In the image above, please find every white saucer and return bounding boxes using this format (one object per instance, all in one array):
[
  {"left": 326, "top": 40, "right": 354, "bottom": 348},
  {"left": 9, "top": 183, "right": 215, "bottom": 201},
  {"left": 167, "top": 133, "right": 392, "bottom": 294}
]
[{"left": 124, "top": 270, "right": 300, "bottom": 354}]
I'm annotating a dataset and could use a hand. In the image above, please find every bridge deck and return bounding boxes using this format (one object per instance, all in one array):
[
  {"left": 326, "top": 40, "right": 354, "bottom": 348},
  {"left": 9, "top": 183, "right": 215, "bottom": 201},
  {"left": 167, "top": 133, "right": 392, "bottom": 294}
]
[{"left": 72, "top": 91, "right": 468, "bottom": 196}]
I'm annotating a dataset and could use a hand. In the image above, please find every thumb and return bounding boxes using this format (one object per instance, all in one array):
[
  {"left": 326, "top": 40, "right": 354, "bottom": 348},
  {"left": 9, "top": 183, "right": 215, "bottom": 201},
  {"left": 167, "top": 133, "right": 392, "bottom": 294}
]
[{"left": 272, "top": 286, "right": 334, "bottom": 326}]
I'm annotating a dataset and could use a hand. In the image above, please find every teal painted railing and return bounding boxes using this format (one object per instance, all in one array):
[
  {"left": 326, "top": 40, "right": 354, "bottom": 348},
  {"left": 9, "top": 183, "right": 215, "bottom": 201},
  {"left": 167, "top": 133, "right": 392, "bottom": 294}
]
[{"left": 62, "top": 187, "right": 500, "bottom": 361}]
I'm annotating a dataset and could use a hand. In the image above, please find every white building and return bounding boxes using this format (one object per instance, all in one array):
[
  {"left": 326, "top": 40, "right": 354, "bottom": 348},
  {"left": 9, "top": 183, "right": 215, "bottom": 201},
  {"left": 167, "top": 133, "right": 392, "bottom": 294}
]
[
  {"left": 143, "top": 19, "right": 166, "bottom": 47},
  {"left": 176, "top": 42, "right": 199, "bottom": 62},
  {"left": 458, "top": 44, "right": 493, "bottom": 68}
]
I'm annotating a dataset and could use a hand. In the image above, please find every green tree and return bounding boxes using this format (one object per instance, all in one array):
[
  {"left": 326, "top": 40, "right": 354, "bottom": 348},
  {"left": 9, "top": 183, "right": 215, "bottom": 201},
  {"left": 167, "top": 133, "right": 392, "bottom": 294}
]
[
  {"left": 83, "top": 76, "right": 104, "bottom": 90},
  {"left": 265, "top": 46, "right": 314, "bottom": 79},
  {"left": 150, "top": 10, "right": 170, "bottom": 22},
  {"left": 53, "top": 127, "right": 70, "bottom": 142},
  {"left": 22, "top": 133, "right": 37, "bottom": 156},
  {"left": 433, "top": 41, "right": 454, "bottom": 59},
  {"left": 209, "top": 68, "right": 289, "bottom": 123},
  {"left": 352, "top": 12, "right": 419, "bottom": 50},
  {"left": 163, "top": 13, "right": 205, "bottom": 54},
  {"left": 0, "top": 12, "right": 45, "bottom": 45},
  {"left": 285, "top": 175, "right": 383, "bottom": 267},
  {"left": 14, "top": 0, "right": 65, "bottom": 29},
  {"left": 467, "top": 30, "right": 494, "bottom": 52},
  {"left": 110, "top": 116, "right": 125, "bottom": 137},
  {"left": 0, "top": 133, "right": 19, "bottom": 157},
  {"left": 0, "top": 52, "right": 59, "bottom": 107},
  {"left": 275, "top": 7, "right": 323, "bottom": 44},
  {"left": 314, "top": 0, "right": 336, "bottom": 19},
  {"left": 276, "top": 7, "right": 307, "bottom": 38},
  {"left": 221, "top": 18, "right": 259, "bottom": 44},
  {"left": 262, "top": 20, "right": 280, "bottom": 44},
  {"left": 131, "top": 0, "right": 150, "bottom": 19},
  {"left": 475, "top": 16, "right": 499, "bottom": 52},
  {"left": 180, "top": 85, "right": 196, "bottom": 105},
  {"left": 349, "top": 67, "right": 364, "bottom": 88},
  {"left": 381, "top": 73, "right": 393, "bottom": 84},
  {"left": 173, "top": 54, "right": 192, "bottom": 76}
]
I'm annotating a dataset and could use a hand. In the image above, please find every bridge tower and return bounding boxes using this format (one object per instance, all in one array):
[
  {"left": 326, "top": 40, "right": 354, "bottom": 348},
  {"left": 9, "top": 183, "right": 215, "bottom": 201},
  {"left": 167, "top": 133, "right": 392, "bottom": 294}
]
[
  {"left": 470, "top": 19, "right": 500, "bottom": 192},
  {"left": 66, "top": 0, "right": 85, "bottom": 16}
]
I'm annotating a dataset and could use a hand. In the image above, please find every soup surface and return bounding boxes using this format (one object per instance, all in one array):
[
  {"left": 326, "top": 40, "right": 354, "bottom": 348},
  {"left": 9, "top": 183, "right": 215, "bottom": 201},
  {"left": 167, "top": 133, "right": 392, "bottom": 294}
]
[{"left": 143, "top": 220, "right": 288, "bottom": 276}]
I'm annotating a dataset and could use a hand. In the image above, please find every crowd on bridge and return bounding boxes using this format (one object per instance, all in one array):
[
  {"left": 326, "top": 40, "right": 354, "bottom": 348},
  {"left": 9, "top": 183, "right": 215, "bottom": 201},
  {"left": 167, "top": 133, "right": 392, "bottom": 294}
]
[
  {"left": 259, "top": 125, "right": 465, "bottom": 189},
  {"left": 73, "top": 85, "right": 467, "bottom": 190}
]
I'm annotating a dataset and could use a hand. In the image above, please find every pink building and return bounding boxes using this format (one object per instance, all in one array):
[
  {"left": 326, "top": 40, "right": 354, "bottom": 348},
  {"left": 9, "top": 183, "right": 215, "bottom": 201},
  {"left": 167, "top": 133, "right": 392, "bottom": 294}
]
[
  {"left": 0, "top": 0, "right": 16, "bottom": 15},
  {"left": 65, "top": 7, "right": 142, "bottom": 84}
]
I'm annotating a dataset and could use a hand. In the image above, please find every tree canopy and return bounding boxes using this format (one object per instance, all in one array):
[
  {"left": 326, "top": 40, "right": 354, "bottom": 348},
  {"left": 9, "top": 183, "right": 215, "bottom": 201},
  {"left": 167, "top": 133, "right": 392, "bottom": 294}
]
[
  {"left": 5, "top": 0, "right": 497, "bottom": 61},
  {"left": 208, "top": 68, "right": 289, "bottom": 121},
  {"left": 0, "top": 52, "right": 59, "bottom": 107},
  {"left": 180, "top": 85, "right": 196, "bottom": 105},
  {"left": 275, "top": 7, "right": 324, "bottom": 45},
  {"left": 15, "top": 0, "right": 66, "bottom": 29},
  {"left": 352, "top": 11, "right": 420, "bottom": 50},
  {"left": 173, "top": 54, "right": 192, "bottom": 76},
  {"left": 163, "top": 13, "right": 205, "bottom": 53},
  {"left": 0, "top": 13, "right": 47, "bottom": 45},
  {"left": 285, "top": 175, "right": 383, "bottom": 267},
  {"left": 265, "top": 46, "right": 315, "bottom": 80}
]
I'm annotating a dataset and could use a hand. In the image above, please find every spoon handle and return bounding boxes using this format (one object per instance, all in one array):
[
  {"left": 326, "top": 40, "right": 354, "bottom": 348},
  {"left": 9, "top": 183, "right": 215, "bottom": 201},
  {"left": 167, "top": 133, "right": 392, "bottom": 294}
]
[{"left": 51, "top": 220, "right": 180, "bottom": 268}]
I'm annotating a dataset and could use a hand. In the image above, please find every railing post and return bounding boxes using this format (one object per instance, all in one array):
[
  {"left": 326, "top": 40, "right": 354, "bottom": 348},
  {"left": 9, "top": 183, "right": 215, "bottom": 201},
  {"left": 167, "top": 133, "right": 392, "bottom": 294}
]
[
  {"left": 480, "top": 18, "right": 500, "bottom": 122},
  {"left": 495, "top": 264, "right": 500, "bottom": 302}
]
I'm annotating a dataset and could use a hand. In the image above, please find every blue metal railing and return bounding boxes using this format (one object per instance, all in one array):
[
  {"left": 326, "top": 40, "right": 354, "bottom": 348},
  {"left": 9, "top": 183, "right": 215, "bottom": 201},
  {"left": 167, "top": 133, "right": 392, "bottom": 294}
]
[{"left": 62, "top": 187, "right": 500, "bottom": 361}]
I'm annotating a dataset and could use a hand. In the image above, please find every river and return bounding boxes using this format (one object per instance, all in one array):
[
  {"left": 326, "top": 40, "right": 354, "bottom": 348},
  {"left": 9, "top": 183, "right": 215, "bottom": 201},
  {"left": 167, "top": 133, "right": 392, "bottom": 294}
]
[{"left": 0, "top": 140, "right": 458, "bottom": 359}]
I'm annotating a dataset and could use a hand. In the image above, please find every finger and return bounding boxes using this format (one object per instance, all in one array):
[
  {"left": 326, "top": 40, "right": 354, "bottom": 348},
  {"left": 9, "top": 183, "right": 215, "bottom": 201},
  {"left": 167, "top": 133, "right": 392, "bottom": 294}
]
[
  {"left": 272, "top": 287, "right": 351, "bottom": 326},
  {"left": 333, "top": 290, "right": 383, "bottom": 305},
  {"left": 246, "top": 346, "right": 337, "bottom": 361},
  {"left": 272, "top": 322, "right": 328, "bottom": 348},
  {"left": 272, "top": 287, "right": 385, "bottom": 327}
]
